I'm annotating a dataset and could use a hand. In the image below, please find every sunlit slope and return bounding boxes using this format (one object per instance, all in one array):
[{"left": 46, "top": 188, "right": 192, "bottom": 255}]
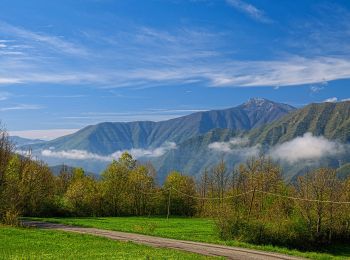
[{"left": 248, "top": 101, "right": 350, "bottom": 146}]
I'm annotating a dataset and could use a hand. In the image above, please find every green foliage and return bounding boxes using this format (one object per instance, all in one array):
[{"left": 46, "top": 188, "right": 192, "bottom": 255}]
[
  {"left": 212, "top": 159, "right": 350, "bottom": 249},
  {"left": 163, "top": 171, "right": 197, "bottom": 216},
  {"left": 64, "top": 175, "right": 100, "bottom": 216},
  {"left": 118, "top": 152, "right": 136, "bottom": 170}
]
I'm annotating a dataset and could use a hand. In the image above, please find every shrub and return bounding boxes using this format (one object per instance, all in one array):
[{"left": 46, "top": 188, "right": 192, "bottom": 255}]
[{"left": 2, "top": 209, "right": 20, "bottom": 227}]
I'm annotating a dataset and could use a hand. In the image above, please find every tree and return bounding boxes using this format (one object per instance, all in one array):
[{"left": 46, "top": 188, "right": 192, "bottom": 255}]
[
  {"left": 1, "top": 155, "right": 22, "bottom": 223},
  {"left": 163, "top": 171, "right": 197, "bottom": 216},
  {"left": 118, "top": 152, "right": 136, "bottom": 170},
  {"left": 20, "top": 161, "right": 55, "bottom": 216},
  {"left": 296, "top": 168, "right": 345, "bottom": 244},
  {"left": 64, "top": 169, "right": 100, "bottom": 216},
  {"left": 128, "top": 164, "right": 156, "bottom": 215},
  {"left": 101, "top": 157, "right": 132, "bottom": 216},
  {"left": 0, "top": 126, "right": 14, "bottom": 220},
  {"left": 210, "top": 159, "right": 229, "bottom": 204}
]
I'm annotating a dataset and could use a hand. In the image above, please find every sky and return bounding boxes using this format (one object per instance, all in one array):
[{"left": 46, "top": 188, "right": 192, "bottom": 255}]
[{"left": 1, "top": 0, "right": 350, "bottom": 140}]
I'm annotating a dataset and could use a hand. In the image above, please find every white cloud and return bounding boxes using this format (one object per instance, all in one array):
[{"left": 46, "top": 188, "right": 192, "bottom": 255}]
[
  {"left": 323, "top": 97, "right": 338, "bottom": 103},
  {"left": 41, "top": 149, "right": 109, "bottom": 161},
  {"left": 226, "top": 0, "right": 272, "bottom": 23},
  {"left": 269, "top": 133, "right": 345, "bottom": 163},
  {"left": 209, "top": 137, "right": 249, "bottom": 152},
  {"left": 1, "top": 22, "right": 350, "bottom": 89},
  {"left": 0, "top": 104, "right": 42, "bottom": 111},
  {"left": 206, "top": 57, "right": 350, "bottom": 87},
  {"left": 40, "top": 142, "right": 177, "bottom": 161},
  {"left": 102, "top": 56, "right": 350, "bottom": 89},
  {"left": 310, "top": 85, "right": 324, "bottom": 93},
  {"left": 0, "top": 21, "right": 88, "bottom": 56},
  {"left": 128, "top": 142, "right": 177, "bottom": 158},
  {"left": 209, "top": 137, "right": 260, "bottom": 158},
  {"left": 209, "top": 133, "right": 347, "bottom": 164}
]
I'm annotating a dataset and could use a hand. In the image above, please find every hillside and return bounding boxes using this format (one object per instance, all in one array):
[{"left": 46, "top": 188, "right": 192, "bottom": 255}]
[
  {"left": 154, "top": 101, "right": 350, "bottom": 180},
  {"left": 248, "top": 101, "right": 350, "bottom": 146},
  {"left": 153, "top": 129, "right": 239, "bottom": 181},
  {"left": 28, "top": 98, "right": 294, "bottom": 155}
]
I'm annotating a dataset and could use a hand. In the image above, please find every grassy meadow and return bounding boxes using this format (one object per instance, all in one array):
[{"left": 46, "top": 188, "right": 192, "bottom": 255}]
[
  {"left": 29, "top": 217, "right": 350, "bottom": 260},
  {"left": 0, "top": 224, "right": 218, "bottom": 260}
]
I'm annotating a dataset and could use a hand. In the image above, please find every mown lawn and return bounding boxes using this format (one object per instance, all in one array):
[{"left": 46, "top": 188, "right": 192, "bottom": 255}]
[
  {"left": 0, "top": 225, "right": 217, "bottom": 259},
  {"left": 31, "top": 216, "right": 350, "bottom": 260}
]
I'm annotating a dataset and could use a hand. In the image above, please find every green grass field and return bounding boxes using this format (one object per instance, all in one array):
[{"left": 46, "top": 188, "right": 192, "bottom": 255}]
[
  {"left": 0, "top": 225, "right": 217, "bottom": 259},
  {"left": 31, "top": 216, "right": 350, "bottom": 260}
]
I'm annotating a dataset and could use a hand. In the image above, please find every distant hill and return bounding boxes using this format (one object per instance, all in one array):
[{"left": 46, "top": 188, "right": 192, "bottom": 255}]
[
  {"left": 10, "top": 136, "right": 45, "bottom": 147},
  {"left": 28, "top": 98, "right": 295, "bottom": 155}
]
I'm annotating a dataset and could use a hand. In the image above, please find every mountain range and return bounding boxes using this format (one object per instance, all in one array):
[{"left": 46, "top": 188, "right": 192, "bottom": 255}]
[
  {"left": 14, "top": 98, "right": 350, "bottom": 182},
  {"left": 27, "top": 98, "right": 294, "bottom": 154}
]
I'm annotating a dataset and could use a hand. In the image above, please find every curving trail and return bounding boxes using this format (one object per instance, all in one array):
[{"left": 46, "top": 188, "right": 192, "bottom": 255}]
[{"left": 22, "top": 221, "right": 304, "bottom": 260}]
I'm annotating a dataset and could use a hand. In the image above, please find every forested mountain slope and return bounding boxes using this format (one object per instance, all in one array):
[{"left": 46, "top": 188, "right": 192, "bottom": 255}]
[{"left": 28, "top": 98, "right": 294, "bottom": 155}]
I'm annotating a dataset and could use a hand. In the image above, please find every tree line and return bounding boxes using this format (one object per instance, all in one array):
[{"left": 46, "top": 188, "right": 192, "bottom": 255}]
[{"left": 0, "top": 127, "right": 349, "bottom": 249}]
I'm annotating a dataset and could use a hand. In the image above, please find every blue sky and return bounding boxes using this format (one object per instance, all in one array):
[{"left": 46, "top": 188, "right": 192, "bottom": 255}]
[{"left": 1, "top": 0, "right": 350, "bottom": 139}]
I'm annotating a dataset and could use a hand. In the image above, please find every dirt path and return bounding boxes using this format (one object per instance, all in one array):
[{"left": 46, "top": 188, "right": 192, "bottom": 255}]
[{"left": 22, "top": 221, "right": 304, "bottom": 260}]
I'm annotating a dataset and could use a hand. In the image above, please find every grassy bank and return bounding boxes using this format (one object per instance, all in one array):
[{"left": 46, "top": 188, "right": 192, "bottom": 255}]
[
  {"left": 0, "top": 225, "right": 217, "bottom": 259},
  {"left": 30, "top": 216, "right": 350, "bottom": 260}
]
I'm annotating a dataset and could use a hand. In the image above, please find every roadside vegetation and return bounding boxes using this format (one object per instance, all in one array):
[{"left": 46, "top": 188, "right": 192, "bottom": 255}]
[
  {"left": 1, "top": 125, "right": 350, "bottom": 258},
  {"left": 0, "top": 225, "right": 214, "bottom": 259},
  {"left": 29, "top": 217, "right": 350, "bottom": 260}
]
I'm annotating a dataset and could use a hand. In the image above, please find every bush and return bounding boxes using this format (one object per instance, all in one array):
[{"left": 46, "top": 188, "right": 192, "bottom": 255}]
[{"left": 2, "top": 209, "right": 20, "bottom": 227}]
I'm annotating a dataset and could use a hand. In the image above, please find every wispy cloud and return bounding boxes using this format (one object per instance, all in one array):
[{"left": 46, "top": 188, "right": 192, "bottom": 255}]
[
  {"left": 0, "top": 104, "right": 43, "bottom": 111},
  {"left": 1, "top": 20, "right": 350, "bottom": 89},
  {"left": 209, "top": 137, "right": 261, "bottom": 158},
  {"left": 226, "top": 0, "right": 272, "bottom": 23},
  {"left": 310, "top": 85, "right": 325, "bottom": 93},
  {"left": 0, "top": 21, "right": 88, "bottom": 56},
  {"left": 0, "top": 92, "right": 10, "bottom": 101},
  {"left": 40, "top": 142, "right": 177, "bottom": 161},
  {"left": 116, "top": 56, "right": 350, "bottom": 88}
]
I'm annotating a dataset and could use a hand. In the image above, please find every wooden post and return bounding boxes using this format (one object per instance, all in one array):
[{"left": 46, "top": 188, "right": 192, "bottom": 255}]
[{"left": 167, "top": 188, "right": 171, "bottom": 220}]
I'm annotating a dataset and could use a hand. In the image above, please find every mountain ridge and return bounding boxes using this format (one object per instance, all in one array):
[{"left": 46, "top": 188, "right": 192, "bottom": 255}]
[{"left": 28, "top": 98, "right": 295, "bottom": 155}]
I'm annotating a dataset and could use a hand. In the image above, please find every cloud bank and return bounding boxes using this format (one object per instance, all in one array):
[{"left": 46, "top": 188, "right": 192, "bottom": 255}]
[
  {"left": 41, "top": 142, "right": 177, "bottom": 161},
  {"left": 208, "top": 137, "right": 260, "bottom": 158},
  {"left": 269, "top": 133, "right": 345, "bottom": 163},
  {"left": 209, "top": 133, "right": 346, "bottom": 163}
]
